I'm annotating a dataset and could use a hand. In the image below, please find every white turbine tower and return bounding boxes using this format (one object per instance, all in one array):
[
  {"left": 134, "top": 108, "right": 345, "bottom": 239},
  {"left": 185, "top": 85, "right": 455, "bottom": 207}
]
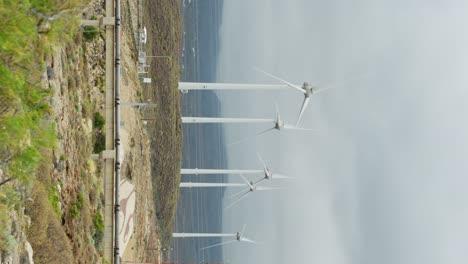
[
  {"left": 254, "top": 67, "right": 330, "bottom": 126},
  {"left": 173, "top": 225, "right": 258, "bottom": 250},
  {"left": 179, "top": 82, "right": 288, "bottom": 92},
  {"left": 181, "top": 154, "right": 292, "bottom": 181},
  {"left": 182, "top": 104, "right": 314, "bottom": 134},
  {"left": 225, "top": 174, "right": 283, "bottom": 210},
  {"left": 180, "top": 182, "right": 247, "bottom": 188},
  {"left": 181, "top": 116, "right": 274, "bottom": 124}
]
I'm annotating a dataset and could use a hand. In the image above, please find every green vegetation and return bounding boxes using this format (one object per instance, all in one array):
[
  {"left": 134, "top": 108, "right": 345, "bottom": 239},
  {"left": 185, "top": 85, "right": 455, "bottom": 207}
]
[
  {"left": 69, "top": 204, "right": 79, "bottom": 219},
  {"left": 93, "top": 132, "right": 105, "bottom": 153},
  {"left": 76, "top": 192, "right": 84, "bottom": 209},
  {"left": 93, "top": 112, "right": 105, "bottom": 153},
  {"left": 93, "top": 112, "right": 105, "bottom": 130},
  {"left": 92, "top": 211, "right": 104, "bottom": 248},
  {"left": 82, "top": 25, "right": 99, "bottom": 41},
  {"left": 0, "top": 0, "right": 87, "bottom": 254},
  {"left": 48, "top": 185, "right": 61, "bottom": 217},
  {"left": 69, "top": 192, "right": 84, "bottom": 219}
]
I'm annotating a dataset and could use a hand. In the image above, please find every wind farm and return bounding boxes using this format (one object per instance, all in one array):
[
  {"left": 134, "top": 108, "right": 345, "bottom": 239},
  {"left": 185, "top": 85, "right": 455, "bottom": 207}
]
[{"left": 177, "top": 67, "right": 316, "bottom": 257}]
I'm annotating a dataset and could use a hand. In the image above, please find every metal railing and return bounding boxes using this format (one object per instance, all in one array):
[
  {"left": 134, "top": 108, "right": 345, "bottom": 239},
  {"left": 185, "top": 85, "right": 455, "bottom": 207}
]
[{"left": 114, "top": 0, "right": 122, "bottom": 262}]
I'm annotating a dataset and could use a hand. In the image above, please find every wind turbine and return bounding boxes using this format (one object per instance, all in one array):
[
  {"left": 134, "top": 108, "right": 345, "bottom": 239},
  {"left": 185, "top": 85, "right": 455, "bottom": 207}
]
[
  {"left": 182, "top": 104, "right": 314, "bottom": 135},
  {"left": 254, "top": 67, "right": 330, "bottom": 126},
  {"left": 173, "top": 225, "right": 258, "bottom": 250},
  {"left": 181, "top": 154, "right": 292, "bottom": 181},
  {"left": 181, "top": 116, "right": 275, "bottom": 124},
  {"left": 180, "top": 182, "right": 247, "bottom": 188},
  {"left": 179, "top": 82, "right": 289, "bottom": 93},
  {"left": 224, "top": 174, "right": 283, "bottom": 210},
  {"left": 228, "top": 103, "right": 318, "bottom": 146}
]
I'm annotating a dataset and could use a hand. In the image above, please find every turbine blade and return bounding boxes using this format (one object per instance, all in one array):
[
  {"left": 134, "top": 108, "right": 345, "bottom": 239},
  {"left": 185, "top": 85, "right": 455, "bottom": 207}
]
[
  {"left": 230, "top": 189, "right": 249, "bottom": 199},
  {"left": 272, "top": 173, "right": 295, "bottom": 180},
  {"left": 275, "top": 102, "right": 280, "bottom": 116},
  {"left": 227, "top": 127, "right": 275, "bottom": 147},
  {"left": 241, "top": 224, "right": 247, "bottom": 237},
  {"left": 200, "top": 239, "right": 237, "bottom": 250},
  {"left": 240, "top": 237, "right": 260, "bottom": 244},
  {"left": 283, "top": 124, "right": 318, "bottom": 131},
  {"left": 256, "top": 153, "right": 268, "bottom": 172},
  {"left": 255, "top": 186, "right": 284, "bottom": 191},
  {"left": 313, "top": 87, "right": 331, "bottom": 94},
  {"left": 254, "top": 177, "right": 267, "bottom": 185},
  {"left": 257, "top": 127, "right": 276, "bottom": 136},
  {"left": 296, "top": 97, "right": 310, "bottom": 126},
  {"left": 253, "top": 67, "right": 305, "bottom": 93},
  {"left": 224, "top": 192, "right": 251, "bottom": 210},
  {"left": 240, "top": 174, "right": 252, "bottom": 187}
]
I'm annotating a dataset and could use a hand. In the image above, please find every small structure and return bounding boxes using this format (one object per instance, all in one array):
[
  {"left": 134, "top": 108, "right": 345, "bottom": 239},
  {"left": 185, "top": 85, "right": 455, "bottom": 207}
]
[{"left": 139, "top": 27, "right": 147, "bottom": 44}]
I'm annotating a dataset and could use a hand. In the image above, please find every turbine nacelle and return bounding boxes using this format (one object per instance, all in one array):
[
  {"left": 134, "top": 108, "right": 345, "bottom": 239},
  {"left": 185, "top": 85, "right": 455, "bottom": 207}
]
[
  {"left": 303, "top": 82, "right": 318, "bottom": 97},
  {"left": 264, "top": 167, "right": 273, "bottom": 180},
  {"left": 254, "top": 67, "right": 330, "bottom": 126},
  {"left": 198, "top": 225, "right": 259, "bottom": 250}
]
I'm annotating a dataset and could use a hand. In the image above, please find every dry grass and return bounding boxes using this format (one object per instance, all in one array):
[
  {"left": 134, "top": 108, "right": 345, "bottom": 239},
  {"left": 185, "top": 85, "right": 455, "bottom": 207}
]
[
  {"left": 26, "top": 151, "right": 74, "bottom": 264},
  {"left": 143, "top": 0, "right": 183, "bottom": 247}
]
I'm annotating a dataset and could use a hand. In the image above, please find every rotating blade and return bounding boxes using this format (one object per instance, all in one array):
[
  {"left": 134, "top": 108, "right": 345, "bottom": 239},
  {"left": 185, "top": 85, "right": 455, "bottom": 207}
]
[
  {"left": 200, "top": 239, "right": 237, "bottom": 250},
  {"left": 224, "top": 191, "right": 251, "bottom": 210},
  {"left": 240, "top": 224, "right": 247, "bottom": 237},
  {"left": 240, "top": 174, "right": 252, "bottom": 188},
  {"left": 296, "top": 97, "right": 310, "bottom": 126},
  {"left": 253, "top": 67, "right": 305, "bottom": 93},
  {"left": 255, "top": 186, "right": 284, "bottom": 191},
  {"left": 283, "top": 124, "right": 318, "bottom": 131},
  {"left": 230, "top": 189, "right": 249, "bottom": 199},
  {"left": 272, "top": 173, "right": 295, "bottom": 180},
  {"left": 240, "top": 237, "right": 259, "bottom": 244},
  {"left": 256, "top": 153, "right": 268, "bottom": 172},
  {"left": 228, "top": 127, "right": 276, "bottom": 147}
]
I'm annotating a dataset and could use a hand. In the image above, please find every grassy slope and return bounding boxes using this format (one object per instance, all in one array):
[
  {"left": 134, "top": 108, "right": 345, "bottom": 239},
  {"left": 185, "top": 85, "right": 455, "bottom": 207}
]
[
  {"left": 0, "top": 0, "right": 107, "bottom": 262},
  {"left": 0, "top": 0, "right": 79, "bottom": 253},
  {"left": 143, "top": 0, "right": 183, "bottom": 246}
]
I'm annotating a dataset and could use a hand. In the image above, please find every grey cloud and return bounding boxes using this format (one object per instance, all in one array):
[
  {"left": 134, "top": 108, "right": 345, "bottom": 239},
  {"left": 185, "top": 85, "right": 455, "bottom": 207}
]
[{"left": 215, "top": 0, "right": 468, "bottom": 263}]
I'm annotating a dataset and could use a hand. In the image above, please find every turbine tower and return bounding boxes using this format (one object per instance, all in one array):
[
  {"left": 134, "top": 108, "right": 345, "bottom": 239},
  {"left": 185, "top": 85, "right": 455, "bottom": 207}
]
[
  {"left": 181, "top": 117, "right": 274, "bottom": 124},
  {"left": 182, "top": 104, "right": 314, "bottom": 133},
  {"left": 180, "top": 182, "right": 247, "bottom": 188},
  {"left": 179, "top": 82, "right": 288, "bottom": 92},
  {"left": 173, "top": 225, "right": 258, "bottom": 250},
  {"left": 179, "top": 68, "right": 329, "bottom": 126},
  {"left": 181, "top": 154, "right": 293, "bottom": 180}
]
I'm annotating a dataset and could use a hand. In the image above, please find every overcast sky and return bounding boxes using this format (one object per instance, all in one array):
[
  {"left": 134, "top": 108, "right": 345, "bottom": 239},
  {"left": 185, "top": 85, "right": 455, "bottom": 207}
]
[{"left": 214, "top": 1, "right": 468, "bottom": 263}]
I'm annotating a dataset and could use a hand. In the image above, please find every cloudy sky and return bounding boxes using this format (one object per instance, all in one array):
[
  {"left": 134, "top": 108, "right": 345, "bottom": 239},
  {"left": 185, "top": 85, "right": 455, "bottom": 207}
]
[{"left": 214, "top": 0, "right": 468, "bottom": 263}]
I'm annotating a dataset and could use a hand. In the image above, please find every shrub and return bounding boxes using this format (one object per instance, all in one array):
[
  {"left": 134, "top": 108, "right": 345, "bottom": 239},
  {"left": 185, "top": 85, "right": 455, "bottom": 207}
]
[
  {"left": 48, "top": 185, "right": 61, "bottom": 217},
  {"left": 76, "top": 192, "right": 84, "bottom": 209},
  {"left": 82, "top": 25, "right": 98, "bottom": 41},
  {"left": 69, "top": 204, "right": 79, "bottom": 219},
  {"left": 93, "top": 112, "right": 105, "bottom": 130},
  {"left": 93, "top": 132, "right": 105, "bottom": 153},
  {"left": 93, "top": 211, "right": 104, "bottom": 247}
]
